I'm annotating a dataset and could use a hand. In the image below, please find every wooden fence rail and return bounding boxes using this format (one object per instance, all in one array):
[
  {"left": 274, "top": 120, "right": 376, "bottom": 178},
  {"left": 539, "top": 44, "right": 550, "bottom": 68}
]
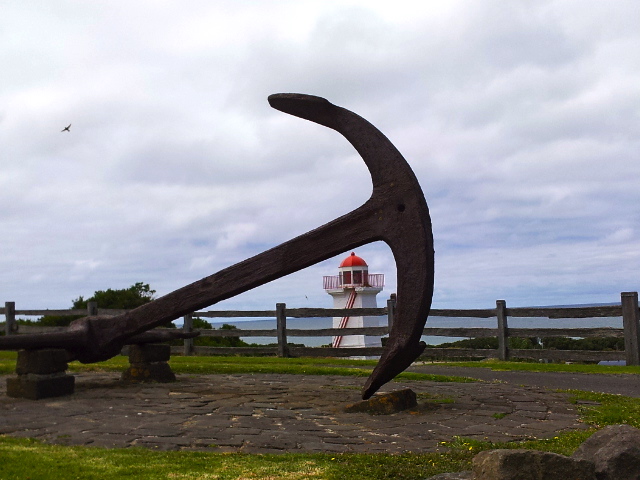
[{"left": 2, "top": 292, "right": 639, "bottom": 364}]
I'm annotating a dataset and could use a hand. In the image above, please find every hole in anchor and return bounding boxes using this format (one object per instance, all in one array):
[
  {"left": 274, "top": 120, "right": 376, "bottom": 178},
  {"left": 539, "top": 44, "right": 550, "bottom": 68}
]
[{"left": 397, "top": 204, "right": 406, "bottom": 212}]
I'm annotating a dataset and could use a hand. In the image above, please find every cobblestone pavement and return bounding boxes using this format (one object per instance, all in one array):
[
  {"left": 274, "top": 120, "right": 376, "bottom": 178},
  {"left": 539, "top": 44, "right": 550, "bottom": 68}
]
[{"left": 0, "top": 373, "right": 590, "bottom": 454}]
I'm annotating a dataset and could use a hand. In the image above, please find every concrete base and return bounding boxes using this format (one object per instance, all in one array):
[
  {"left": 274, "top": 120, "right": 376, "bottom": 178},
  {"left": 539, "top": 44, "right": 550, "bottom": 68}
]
[
  {"left": 344, "top": 388, "right": 417, "bottom": 415},
  {"left": 7, "top": 349, "right": 74, "bottom": 400},
  {"left": 127, "top": 344, "right": 171, "bottom": 363},
  {"left": 121, "top": 362, "right": 176, "bottom": 383},
  {"left": 121, "top": 344, "right": 176, "bottom": 383},
  {"left": 7, "top": 374, "right": 75, "bottom": 400}
]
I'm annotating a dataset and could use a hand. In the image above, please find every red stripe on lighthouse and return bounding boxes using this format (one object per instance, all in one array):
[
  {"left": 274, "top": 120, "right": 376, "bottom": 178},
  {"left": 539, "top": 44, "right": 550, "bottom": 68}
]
[{"left": 332, "top": 289, "right": 357, "bottom": 348}]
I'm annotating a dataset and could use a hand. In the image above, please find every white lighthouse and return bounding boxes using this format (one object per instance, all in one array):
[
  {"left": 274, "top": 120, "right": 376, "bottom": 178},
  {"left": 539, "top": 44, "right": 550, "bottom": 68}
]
[{"left": 323, "top": 252, "right": 384, "bottom": 350}]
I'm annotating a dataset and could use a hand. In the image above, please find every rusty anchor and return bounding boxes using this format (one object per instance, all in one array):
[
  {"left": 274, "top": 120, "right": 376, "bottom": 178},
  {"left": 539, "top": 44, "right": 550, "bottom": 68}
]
[{"left": 0, "top": 94, "right": 434, "bottom": 399}]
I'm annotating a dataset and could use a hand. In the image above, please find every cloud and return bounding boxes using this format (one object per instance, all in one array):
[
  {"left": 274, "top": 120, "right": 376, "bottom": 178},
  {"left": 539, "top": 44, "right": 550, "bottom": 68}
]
[{"left": 1, "top": 1, "right": 639, "bottom": 315}]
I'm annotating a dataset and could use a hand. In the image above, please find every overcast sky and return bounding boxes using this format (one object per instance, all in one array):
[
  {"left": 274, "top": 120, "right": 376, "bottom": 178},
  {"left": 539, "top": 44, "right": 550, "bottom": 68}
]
[{"left": 2, "top": 1, "right": 639, "bottom": 315}]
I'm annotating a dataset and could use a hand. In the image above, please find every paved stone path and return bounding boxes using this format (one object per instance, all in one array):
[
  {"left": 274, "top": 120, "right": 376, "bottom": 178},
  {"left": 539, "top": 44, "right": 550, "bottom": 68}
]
[{"left": 0, "top": 372, "right": 590, "bottom": 453}]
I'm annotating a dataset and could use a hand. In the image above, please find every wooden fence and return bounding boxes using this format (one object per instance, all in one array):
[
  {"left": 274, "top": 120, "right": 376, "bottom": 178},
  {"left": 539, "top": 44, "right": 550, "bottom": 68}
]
[{"left": 2, "top": 292, "right": 640, "bottom": 365}]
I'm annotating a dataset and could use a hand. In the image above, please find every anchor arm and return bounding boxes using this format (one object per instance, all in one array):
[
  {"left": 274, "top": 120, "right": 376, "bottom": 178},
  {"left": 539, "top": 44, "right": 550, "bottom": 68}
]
[
  {"left": 269, "top": 94, "right": 434, "bottom": 398},
  {"left": 1, "top": 94, "right": 434, "bottom": 399},
  {"left": 65, "top": 199, "right": 387, "bottom": 362}
]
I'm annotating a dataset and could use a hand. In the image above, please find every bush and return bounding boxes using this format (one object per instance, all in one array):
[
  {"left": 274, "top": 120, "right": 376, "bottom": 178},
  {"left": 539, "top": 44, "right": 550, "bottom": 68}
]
[
  {"left": 430, "top": 337, "right": 500, "bottom": 349},
  {"left": 72, "top": 282, "right": 155, "bottom": 310},
  {"left": 541, "top": 336, "right": 624, "bottom": 351},
  {"left": 38, "top": 314, "right": 84, "bottom": 327},
  {"left": 429, "top": 336, "right": 623, "bottom": 351},
  {"left": 191, "top": 317, "right": 212, "bottom": 330},
  {"left": 194, "top": 322, "right": 253, "bottom": 347},
  {"left": 38, "top": 282, "right": 161, "bottom": 327}
]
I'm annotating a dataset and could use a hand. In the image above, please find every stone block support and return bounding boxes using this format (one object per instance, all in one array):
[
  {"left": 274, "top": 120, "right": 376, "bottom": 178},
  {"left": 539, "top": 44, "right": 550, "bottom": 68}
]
[
  {"left": 121, "top": 344, "right": 176, "bottom": 383},
  {"left": 6, "top": 349, "right": 74, "bottom": 400}
]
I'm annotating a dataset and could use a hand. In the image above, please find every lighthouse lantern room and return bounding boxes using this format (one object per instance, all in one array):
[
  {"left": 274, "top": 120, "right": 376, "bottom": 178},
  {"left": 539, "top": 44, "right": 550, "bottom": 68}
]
[{"left": 323, "top": 252, "right": 384, "bottom": 352}]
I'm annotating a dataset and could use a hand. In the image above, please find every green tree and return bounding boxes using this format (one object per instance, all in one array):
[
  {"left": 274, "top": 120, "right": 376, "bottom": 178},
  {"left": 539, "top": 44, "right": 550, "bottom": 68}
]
[
  {"left": 194, "top": 322, "right": 252, "bottom": 347},
  {"left": 430, "top": 337, "right": 540, "bottom": 350},
  {"left": 39, "top": 282, "right": 158, "bottom": 327},
  {"left": 72, "top": 282, "right": 155, "bottom": 309},
  {"left": 542, "top": 336, "right": 624, "bottom": 351},
  {"left": 191, "top": 317, "right": 212, "bottom": 330}
]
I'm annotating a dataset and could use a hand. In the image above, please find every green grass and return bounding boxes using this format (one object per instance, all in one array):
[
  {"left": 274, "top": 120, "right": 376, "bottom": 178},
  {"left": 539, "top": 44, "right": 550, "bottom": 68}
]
[
  {"left": 422, "top": 359, "right": 640, "bottom": 375},
  {"left": 0, "top": 353, "right": 473, "bottom": 384},
  {"left": 566, "top": 390, "right": 640, "bottom": 428},
  {"left": 167, "top": 356, "right": 474, "bottom": 383},
  {"left": 440, "top": 428, "right": 594, "bottom": 458},
  {"left": 2, "top": 354, "right": 640, "bottom": 478},
  {"left": 0, "top": 350, "right": 17, "bottom": 374},
  {"left": 0, "top": 438, "right": 474, "bottom": 480},
  {"left": 196, "top": 356, "right": 475, "bottom": 383}
]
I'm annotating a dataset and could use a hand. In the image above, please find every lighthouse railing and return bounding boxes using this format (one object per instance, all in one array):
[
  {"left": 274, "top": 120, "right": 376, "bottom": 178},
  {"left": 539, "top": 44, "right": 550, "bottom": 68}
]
[{"left": 323, "top": 273, "right": 385, "bottom": 289}]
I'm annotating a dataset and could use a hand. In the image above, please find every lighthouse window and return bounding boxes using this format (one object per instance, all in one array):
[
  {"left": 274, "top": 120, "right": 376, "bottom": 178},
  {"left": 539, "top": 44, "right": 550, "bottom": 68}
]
[
  {"left": 353, "top": 271, "right": 363, "bottom": 285},
  {"left": 343, "top": 271, "right": 352, "bottom": 284}
]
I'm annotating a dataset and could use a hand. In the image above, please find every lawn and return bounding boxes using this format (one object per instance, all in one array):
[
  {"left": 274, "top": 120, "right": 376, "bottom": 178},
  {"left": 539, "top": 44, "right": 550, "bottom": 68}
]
[
  {"left": 2, "top": 351, "right": 475, "bottom": 383},
  {"left": 1, "top": 354, "right": 639, "bottom": 479},
  {"left": 0, "top": 437, "right": 477, "bottom": 480},
  {"left": 421, "top": 358, "right": 640, "bottom": 375}
]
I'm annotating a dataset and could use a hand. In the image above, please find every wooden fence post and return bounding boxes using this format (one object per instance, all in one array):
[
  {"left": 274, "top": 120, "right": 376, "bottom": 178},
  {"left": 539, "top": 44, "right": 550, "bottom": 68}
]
[
  {"left": 183, "top": 313, "right": 194, "bottom": 356},
  {"left": 387, "top": 294, "right": 396, "bottom": 329},
  {"left": 87, "top": 301, "right": 98, "bottom": 316},
  {"left": 276, "top": 303, "right": 289, "bottom": 358},
  {"left": 622, "top": 292, "right": 640, "bottom": 366},
  {"left": 496, "top": 300, "right": 509, "bottom": 361},
  {"left": 5, "top": 302, "right": 16, "bottom": 335}
]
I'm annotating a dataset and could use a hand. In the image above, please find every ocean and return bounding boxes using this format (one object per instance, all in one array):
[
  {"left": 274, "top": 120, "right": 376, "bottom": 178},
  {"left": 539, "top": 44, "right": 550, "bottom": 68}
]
[{"left": 204, "top": 314, "right": 624, "bottom": 347}]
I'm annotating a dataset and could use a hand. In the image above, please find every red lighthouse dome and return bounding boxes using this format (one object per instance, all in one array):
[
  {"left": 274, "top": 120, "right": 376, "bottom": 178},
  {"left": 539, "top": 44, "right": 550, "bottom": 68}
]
[
  {"left": 339, "top": 252, "right": 367, "bottom": 268},
  {"left": 323, "top": 252, "right": 384, "bottom": 290}
]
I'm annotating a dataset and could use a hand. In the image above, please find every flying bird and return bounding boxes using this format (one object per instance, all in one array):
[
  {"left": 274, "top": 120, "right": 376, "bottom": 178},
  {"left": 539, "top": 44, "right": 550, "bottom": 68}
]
[{"left": 61, "top": 124, "right": 71, "bottom": 132}]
